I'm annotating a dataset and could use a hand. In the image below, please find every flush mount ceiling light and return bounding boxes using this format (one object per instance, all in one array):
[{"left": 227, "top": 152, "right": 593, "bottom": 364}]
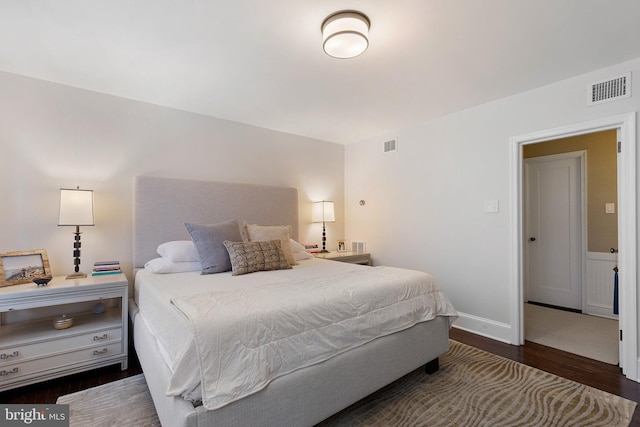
[{"left": 322, "top": 11, "right": 370, "bottom": 59}]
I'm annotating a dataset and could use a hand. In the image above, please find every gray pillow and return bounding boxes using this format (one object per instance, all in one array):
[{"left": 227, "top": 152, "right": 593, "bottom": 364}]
[
  {"left": 184, "top": 219, "right": 242, "bottom": 274},
  {"left": 223, "top": 240, "right": 292, "bottom": 276}
]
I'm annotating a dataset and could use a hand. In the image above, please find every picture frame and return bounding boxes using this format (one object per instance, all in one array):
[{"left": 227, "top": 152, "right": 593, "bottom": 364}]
[
  {"left": 337, "top": 240, "right": 347, "bottom": 252},
  {"left": 0, "top": 249, "right": 52, "bottom": 287}
]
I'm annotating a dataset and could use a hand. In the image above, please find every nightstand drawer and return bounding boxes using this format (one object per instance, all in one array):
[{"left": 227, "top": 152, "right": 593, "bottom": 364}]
[
  {"left": 0, "top": 327, "right": 122, "bottom": 366},
  {"left": 0, "top": 341, "right": 123, "bottom": 383}
]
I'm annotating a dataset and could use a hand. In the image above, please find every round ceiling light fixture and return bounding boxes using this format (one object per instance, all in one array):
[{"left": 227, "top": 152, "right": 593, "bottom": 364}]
[{"left": 322, "top": 11, "right": 370, "bottom": 59}]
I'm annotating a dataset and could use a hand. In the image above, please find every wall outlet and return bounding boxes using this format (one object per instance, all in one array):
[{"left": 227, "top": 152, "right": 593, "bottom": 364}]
[{"left": 605, "top": 203, "right": 615, "bottom": 214}]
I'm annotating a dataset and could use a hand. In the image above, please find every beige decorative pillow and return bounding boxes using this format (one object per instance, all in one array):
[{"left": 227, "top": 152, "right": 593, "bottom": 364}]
[
  {"left": 223, "top": 240, "right": 292, "bottom": 276},
  {"left": 242, "top": 222, "right": 297, "bottom": 266}
]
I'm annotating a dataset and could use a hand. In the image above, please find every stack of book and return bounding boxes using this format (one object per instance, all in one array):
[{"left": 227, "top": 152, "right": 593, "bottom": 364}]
[
  {"left": 304, "top": 244, "right": 320, "bottom": 254},
  {"left": 92, "top": 261, "right": 121, "bottom": 276}
]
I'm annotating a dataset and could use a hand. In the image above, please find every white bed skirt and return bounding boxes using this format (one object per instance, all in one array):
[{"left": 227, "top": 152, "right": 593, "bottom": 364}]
[{"left": 131, "top": 300, "right": 450, "bottom": 427}]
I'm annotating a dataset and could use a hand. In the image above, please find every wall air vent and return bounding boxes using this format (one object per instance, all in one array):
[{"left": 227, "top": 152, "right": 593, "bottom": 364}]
[
  {"left": 383, "top": 138, "right": 398, "bottom": 153},
  {"left": 588, "top": 72, "right": 631, "bottom": 106},
  {"left": 351, "top": 241, "right": 366, "bottom": 253}
]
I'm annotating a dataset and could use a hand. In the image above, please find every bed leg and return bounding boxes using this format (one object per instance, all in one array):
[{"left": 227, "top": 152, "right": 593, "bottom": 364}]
[{"left": 424, "top": 357, "right": 439, "bottom": 374}]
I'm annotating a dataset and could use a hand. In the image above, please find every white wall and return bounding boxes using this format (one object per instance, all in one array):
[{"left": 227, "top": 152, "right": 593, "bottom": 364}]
[
  {"left": 0, "top": 71, "right": 344, "bottom": 282},
  {"left": 345, "top": 57, "right": 640, "bottom": 341}
]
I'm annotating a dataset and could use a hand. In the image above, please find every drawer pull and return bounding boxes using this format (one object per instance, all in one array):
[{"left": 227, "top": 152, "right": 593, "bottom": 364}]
[
  {"left": 0, "top": 351, "right": 19, "bottom": 360},
  {"left": 0, "top": 368, "right": 19, "bottom": 376},
  {"left": 93, "top": 334, "right": 108, "bottom": 341},
  {"left": 93, "top": 348, "right": 108, "bottom": 356}
]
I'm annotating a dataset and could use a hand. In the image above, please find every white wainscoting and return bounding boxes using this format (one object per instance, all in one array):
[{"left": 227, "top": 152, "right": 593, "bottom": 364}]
[{"left": 585, "top": 251, "right": 618, "bottom": 320}]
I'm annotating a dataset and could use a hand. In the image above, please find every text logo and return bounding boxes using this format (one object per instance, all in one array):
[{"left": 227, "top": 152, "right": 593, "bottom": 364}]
[{"left": 1, "top": 405, "right": 69, "bottom": 426}]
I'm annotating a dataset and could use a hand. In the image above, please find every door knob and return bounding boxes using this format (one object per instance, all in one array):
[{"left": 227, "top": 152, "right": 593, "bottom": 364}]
[{"left": 529, "top": 237, "right": 536, "bottom": 242}]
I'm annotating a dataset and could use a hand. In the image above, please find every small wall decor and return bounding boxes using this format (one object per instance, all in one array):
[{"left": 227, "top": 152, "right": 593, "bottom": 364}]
[
  {"left": 337, "top": 240, "right": 347, "bottom": 252},
  {"left": 0, "top": 249, "right": 52, "bottom": 287}
]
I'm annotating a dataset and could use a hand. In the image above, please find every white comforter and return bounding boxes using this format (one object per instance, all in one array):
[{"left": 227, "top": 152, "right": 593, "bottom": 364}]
[{"left": 170, "top": 265, "right": 457, "bottom": 410}]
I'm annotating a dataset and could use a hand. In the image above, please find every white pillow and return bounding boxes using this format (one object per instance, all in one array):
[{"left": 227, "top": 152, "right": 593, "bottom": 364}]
[
  {"left": 294, "top": 251, "right": 314, "bottom": 261},
  {"left": 290, "top": 239, "right": 306, "bottom": 252},
  {"left": 157, "top": 240, "right": 200, "bottom": 263},
  {"left": 145, "top": 257, "right": 202, "bottom": 274}
]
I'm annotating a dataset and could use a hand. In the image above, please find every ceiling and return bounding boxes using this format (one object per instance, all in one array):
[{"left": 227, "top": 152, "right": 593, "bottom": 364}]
[{"left": 2, "top": 1, "right": 640, "bottom": 144}]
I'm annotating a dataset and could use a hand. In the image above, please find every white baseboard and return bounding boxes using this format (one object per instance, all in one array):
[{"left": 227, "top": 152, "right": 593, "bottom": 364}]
[
  {"left": 451, "top": 312, "right": 513, "bottom": 344},
  {"left": 586, "top": 304, "right": 618, "bottom": 320}
]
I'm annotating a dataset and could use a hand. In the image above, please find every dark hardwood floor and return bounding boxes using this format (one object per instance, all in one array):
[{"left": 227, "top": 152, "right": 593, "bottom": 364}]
[{"left": 1, "top": 328, "right": 639, "bottom": 425}]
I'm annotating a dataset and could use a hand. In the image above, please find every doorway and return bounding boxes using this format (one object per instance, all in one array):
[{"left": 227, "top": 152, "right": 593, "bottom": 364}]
[{"left": 510, "top": 113, "right": 637, "bottom": 381}]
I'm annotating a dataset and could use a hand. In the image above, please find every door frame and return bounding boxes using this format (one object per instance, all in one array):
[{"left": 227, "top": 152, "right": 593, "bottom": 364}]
[
  {"left": 523, "top": 151, "right": 586, "bottom": 311},
  {"left": 509, "top": 113, "right": 637, "bottom": 380}
]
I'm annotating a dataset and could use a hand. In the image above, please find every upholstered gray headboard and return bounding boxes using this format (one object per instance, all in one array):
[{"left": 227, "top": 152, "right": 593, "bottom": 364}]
[{"left": 133, "top": 176, "right": 299, "bottom": 269}]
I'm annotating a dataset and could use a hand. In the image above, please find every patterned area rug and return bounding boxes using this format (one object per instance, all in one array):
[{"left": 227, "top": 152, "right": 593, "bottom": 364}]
[
  {"left": 57, "top": 374, "right": 160, "bottom": 426},
  {"left": 319, "top": 341, "right": 636, "bottom": 426},
  {"left": 57, "top": 341, "right": 636, "bottom": 427}
]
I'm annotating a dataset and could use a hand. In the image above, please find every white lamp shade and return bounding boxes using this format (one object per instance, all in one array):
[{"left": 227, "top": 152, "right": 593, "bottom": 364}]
[
  {"left": 312, "top": 201, "right": 335, "bottom": 223},
  {"left": 58, "top": 188, "right": 95, "bottom": 226},
  {"left": 322, "top": 11, "right": 370, "bottom": 59}
]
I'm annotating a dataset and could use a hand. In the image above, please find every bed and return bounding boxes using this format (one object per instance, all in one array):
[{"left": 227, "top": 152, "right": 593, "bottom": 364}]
[{"left": 130, "top": 176, "right": 457, "bottom": 427}]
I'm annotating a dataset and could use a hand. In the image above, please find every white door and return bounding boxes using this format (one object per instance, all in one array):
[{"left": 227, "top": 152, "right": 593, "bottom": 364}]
[{"left": 525, "top": 152, "right": 584, "bottom": 310}]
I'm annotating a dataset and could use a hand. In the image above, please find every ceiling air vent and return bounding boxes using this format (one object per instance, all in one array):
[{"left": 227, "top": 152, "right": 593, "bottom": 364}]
[
  {"left": 383, "top": 138, "right": 397, "bottom": 153},
  {"left": 588, "top": 72, "right": 631, "bottom": 106}
]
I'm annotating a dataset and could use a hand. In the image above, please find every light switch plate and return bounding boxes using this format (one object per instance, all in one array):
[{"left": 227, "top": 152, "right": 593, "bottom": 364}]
[
  {"left": 605, "top": 203, "right": 615, "bottom": 214},
  {"left": 484, "top": 200, "right": 499, "bottom": 213}
]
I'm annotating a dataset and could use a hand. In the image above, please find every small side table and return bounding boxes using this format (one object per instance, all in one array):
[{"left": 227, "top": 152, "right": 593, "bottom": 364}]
[{"left": 315, "top": 251, "right": 372, "bottom": 266}]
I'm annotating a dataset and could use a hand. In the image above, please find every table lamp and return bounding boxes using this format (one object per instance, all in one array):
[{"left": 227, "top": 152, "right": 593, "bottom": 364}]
[
  {"left": 312, "top": 201, "right": 335, "bottom": 253},
  {"left": 58, "top": 187, "right": 94, "bottom": 279}
]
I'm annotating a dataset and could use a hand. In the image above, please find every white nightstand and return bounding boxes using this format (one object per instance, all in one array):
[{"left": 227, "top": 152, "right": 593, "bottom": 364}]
[
  {"left": 0, "top": 273, "right": 128, "bottom": 392},
  {"left": 315, "top": 251, "right": 372, "bottom": 266}
]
